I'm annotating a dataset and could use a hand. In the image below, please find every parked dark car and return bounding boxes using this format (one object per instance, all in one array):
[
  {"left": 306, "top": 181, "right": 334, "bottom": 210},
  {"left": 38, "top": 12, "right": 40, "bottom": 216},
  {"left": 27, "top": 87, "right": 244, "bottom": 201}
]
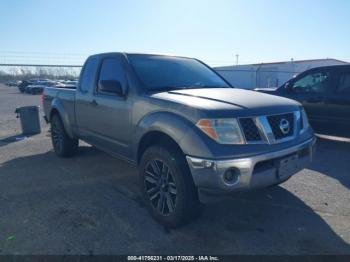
[
  {"left": 43, "top": 53, "right": 315, "bottom": 227},
  {"left": 25, "top": 80, "right": 56, "bottom": 94},
  {"left": 18, "top": 80, "right": 32, "bottom": 93},
  {"left": 26, "top": 84, "right": 45, "bottom": 94},
  {"left": 255, "top": 65, "right": 350, "bottom": 137}
]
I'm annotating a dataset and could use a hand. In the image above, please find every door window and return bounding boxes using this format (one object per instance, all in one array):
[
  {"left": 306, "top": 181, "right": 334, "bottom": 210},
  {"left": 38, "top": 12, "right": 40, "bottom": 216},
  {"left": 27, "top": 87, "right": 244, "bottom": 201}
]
[
  {"left": 97, "top": 57, "right": 126, "bottom": 95},
  {"left": 337, "top": 72, "right": 350, "bottom": 94},
  {"left": 291, "top": 71, "right": 330, "bottom": 94}
]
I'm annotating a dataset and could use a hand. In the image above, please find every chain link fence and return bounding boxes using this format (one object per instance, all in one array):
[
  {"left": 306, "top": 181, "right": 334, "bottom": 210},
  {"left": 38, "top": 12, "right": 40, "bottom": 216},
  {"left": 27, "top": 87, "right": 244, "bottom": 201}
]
[{"left": 0, "top": 52, "right": 85, "bottom": 83}]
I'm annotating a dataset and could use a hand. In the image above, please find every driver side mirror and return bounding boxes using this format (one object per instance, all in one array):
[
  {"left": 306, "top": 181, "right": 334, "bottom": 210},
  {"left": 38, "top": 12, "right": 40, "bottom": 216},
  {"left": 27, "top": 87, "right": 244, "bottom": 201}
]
[{"left": 98, "top": 80, "right": 124, "bottom": 96}]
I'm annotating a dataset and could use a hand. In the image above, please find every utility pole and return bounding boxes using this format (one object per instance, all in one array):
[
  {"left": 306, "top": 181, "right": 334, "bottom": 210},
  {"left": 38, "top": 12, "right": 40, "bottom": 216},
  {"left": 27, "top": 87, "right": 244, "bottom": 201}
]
[{"left": 235, "top": 54, "right": 239, "bottom": 66}]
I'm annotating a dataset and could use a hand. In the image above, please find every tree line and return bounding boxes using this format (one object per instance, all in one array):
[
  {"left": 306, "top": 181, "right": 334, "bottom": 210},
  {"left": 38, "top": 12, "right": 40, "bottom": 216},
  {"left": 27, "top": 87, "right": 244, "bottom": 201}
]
[{"left": 0, "top": 66, "right": 81, "bottom": 82}]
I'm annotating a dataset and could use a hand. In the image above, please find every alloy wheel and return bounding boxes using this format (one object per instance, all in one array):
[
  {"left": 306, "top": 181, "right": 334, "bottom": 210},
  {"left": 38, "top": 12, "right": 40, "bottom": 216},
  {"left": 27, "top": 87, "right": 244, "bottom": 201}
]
[
  {"left": 144, "top": 159, "right": 177, "bottom": 216},
  {"left": 51, "top": 118, "right": 64, "bottom": 153}
]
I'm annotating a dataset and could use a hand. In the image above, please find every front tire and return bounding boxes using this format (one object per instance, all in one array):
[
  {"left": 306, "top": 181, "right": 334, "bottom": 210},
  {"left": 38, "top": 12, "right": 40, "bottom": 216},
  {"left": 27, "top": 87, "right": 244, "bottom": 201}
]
[
  {"left": 51, "top": 114, "right": 78, "bottom": 157},
  {"left": 139, "top": 146, "right": 200, "bottom": 228}
]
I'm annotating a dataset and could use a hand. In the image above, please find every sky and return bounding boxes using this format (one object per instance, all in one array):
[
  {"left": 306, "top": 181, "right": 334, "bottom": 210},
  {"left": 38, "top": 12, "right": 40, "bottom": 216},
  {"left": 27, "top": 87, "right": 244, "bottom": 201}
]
[{"left": 0, "top": 0, "right": 349, "bottom": 66}]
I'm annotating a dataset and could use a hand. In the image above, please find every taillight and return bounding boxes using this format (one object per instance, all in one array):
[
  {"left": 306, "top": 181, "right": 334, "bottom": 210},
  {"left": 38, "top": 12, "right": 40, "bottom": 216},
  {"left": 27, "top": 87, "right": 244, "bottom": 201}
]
[{"left": 40, "top": 92, "right": 44, "bottom": 105}]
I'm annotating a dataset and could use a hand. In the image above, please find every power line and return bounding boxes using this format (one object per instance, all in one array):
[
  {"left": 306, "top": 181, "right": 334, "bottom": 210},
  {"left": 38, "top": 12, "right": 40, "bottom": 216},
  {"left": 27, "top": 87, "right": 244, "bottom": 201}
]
[{"left": 0, "top": 63, "right": 82, "bottom": 68}]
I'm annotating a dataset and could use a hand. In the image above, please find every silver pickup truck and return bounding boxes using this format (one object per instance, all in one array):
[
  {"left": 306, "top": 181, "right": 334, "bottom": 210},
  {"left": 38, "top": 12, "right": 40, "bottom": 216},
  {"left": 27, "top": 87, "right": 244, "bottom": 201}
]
[{"left": 43, "top": 52, "right": 316, "bottom": 227}]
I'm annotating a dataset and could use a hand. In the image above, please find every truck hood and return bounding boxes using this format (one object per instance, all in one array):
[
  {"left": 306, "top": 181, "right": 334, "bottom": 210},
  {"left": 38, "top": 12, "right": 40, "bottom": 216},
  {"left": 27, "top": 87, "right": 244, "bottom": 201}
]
[{"left": 151, "top": 88, "right": 300, "bottom": 117}]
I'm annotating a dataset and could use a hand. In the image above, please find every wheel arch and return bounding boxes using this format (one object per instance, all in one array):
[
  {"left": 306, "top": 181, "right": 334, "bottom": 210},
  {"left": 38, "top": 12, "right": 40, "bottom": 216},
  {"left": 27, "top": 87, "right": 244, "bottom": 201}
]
[
  {"left": 49, "top": 99, "right": 75, "bottom": 139},
  {"left": 134, "top": 111, "right": 212, "bottom": 164},
  {"left": 137, "top": 131, "right": 185, "bottom": 165}
]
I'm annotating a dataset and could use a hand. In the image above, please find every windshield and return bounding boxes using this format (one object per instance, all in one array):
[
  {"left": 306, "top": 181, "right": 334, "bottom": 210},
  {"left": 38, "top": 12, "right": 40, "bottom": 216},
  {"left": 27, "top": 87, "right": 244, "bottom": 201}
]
[{"left": 128, "top": 54, "right": 231, "bottom": 91}]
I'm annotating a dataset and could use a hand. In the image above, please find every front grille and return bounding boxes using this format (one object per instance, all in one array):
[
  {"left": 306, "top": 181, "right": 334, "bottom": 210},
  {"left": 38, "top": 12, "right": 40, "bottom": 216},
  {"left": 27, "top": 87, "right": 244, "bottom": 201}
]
[
  {"left": 239, "top": 118, "right": 262, "bottom": 142},
  {"left": 299, "top": 112, "right": 304, "bottom": 130},
  {"left": 267, "top": 113, "right": 294, "bottom": 140}
]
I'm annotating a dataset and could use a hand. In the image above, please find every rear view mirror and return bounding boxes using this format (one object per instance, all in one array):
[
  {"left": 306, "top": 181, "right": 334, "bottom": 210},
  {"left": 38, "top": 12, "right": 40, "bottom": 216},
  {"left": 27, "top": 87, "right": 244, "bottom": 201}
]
[{"left": 98, "top": 80, "right": 123, "bottom": 96}]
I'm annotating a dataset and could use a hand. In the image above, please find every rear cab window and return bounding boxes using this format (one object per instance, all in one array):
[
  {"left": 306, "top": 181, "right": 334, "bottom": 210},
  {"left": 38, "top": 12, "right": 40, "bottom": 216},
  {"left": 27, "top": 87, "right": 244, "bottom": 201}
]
[
  {"left": 79, "top": 57, "right": 98, "bottom": 93},
  {"left": 336, "top": 71, "right": 350, "bottom": 95}
]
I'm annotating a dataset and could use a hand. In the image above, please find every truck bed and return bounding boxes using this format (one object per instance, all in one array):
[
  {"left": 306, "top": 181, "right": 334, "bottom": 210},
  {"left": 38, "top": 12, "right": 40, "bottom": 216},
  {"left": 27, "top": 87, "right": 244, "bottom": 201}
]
[{"left": 43, "top": 86, "right": 76, "bottom": 125}]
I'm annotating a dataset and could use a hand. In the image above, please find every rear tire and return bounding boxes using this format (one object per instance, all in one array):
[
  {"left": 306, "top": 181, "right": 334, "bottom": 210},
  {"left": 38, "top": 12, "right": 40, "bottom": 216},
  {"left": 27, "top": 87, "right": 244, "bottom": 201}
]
[
  {"left": 51, "top": 114, "right": 78, "bottom": 157},
  {"left": 139, "top": 145, "right": 200, "bottom": 228}
]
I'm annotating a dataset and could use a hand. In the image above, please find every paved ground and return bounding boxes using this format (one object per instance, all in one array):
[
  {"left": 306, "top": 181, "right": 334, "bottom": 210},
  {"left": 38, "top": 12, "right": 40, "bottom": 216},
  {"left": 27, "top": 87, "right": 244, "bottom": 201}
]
[{"left": 0, "top": 84, "right": 350, "bottom": 255}]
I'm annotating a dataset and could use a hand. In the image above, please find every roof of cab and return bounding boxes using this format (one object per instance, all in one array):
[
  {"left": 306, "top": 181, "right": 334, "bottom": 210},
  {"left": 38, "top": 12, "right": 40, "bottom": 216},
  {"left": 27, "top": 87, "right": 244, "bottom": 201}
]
[
  {"left": 302, "top": 64, "right": 350, "bottom": 72},
  {"left": 88, "top": 52, "right": 195, "bottom": 60}
]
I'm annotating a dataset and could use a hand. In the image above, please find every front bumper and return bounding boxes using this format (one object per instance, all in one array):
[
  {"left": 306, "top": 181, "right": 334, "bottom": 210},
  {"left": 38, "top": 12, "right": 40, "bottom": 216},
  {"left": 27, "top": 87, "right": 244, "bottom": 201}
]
[{"left": 186, "top": 136, "right": 316, "bottom": 201}]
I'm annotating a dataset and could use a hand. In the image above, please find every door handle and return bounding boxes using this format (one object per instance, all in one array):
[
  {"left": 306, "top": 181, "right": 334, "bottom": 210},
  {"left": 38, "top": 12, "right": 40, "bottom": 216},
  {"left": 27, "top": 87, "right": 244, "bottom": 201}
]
[
  {"left": 91, "top": 99, "right": 98, "bottom": 106},
  {"left": 308, "top": 97, "right": 323, "bottom": 103}
]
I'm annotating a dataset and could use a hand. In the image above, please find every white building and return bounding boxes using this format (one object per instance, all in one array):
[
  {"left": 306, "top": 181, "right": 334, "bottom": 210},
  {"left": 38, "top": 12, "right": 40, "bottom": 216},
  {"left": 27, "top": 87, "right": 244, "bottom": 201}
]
[{"left": 214, "top": 58, "right": 348, "bottom": 89}]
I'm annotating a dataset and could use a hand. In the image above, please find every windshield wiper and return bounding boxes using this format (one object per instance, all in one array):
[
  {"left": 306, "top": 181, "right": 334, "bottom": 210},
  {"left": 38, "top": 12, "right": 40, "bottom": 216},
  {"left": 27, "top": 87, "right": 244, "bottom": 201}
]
[
  {"left": 181, "top": 85, "right": 231, "bottom": 89},
  {"left": 148, "top": 85, "right": 231, "bottom": 92},
  {"left": 149, "top": 86, "right": 205, "bottom": 92}
]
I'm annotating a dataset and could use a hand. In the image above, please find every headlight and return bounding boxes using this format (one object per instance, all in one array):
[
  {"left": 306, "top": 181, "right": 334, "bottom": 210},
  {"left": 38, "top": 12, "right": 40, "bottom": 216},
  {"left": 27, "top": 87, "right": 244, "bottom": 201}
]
[
  {"left": 196, "top": 118, "right": 245, "bottom": 144},
  {"left": 301, "top": 109, "right": 310, "bottom": 132}
]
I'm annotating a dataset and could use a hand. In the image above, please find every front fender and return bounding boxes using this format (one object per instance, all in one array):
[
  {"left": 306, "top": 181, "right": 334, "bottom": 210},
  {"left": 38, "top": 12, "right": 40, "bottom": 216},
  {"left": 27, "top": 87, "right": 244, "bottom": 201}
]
[
  {"left": 49, "top": 98, "right": 75, "bottom": 139},
  {"left": 133, "top": 111, "right": 213, "bottom": 160}
]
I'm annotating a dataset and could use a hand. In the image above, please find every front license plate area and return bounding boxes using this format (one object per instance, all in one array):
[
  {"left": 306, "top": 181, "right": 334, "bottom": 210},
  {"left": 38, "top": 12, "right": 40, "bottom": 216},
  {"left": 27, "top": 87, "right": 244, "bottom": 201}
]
[{"left": 277, "top": 154, "right": 299, "bottom": 180}]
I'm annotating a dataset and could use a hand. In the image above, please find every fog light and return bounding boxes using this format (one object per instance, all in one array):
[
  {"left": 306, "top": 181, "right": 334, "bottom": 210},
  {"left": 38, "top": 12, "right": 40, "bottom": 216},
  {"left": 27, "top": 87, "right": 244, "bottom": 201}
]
[{"left": 223, "top": 169, "right": 240, "bottom": 184}]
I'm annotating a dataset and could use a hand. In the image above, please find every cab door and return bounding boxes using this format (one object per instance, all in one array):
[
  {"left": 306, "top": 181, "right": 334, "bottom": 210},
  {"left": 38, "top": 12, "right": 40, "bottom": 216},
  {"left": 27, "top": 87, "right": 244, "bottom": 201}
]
[
  {"left": 324, "top": 69, "right": 350, "bottom": 136},
  {"left": 86, "top": 55, "right": 132, "bottom": 158}
]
